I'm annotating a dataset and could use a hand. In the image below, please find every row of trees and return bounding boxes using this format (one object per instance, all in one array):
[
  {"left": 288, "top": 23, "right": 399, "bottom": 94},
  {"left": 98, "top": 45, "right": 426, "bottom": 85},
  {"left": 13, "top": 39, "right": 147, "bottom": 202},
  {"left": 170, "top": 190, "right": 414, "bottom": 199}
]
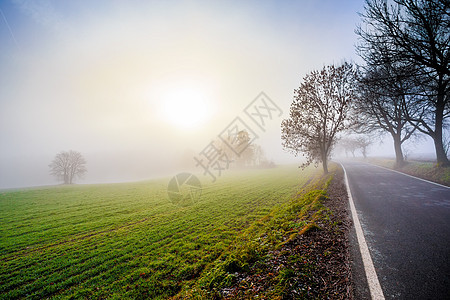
[
  {"left": 177, "top": 130, "right": 275, "bottom": 175},
  {"left": 282, "top": 0, "right": 449, "bottom": 173},
  {"left": 338, "top": 137, "right": 372, "bottom": 158},
  {"left": 218, "top": 130, "right": 274, "bottom": 168},
  {"left": 355, "top": 0, "right": 449, "bottom": 167}
]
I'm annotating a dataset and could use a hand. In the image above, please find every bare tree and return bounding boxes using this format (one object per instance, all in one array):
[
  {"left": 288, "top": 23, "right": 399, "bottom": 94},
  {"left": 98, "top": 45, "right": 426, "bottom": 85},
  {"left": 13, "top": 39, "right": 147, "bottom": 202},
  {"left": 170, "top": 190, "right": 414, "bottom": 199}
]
[
  {"left": 49, "top": 150, "right": 87, "bottom": 184},
  {"left": 356, "top": 136, "right": 372, "bottom": 158},
  {"left": 354, "top": 65, "right": 418, "bottom": 167},
  {"left": 337, "top": 136, "right": 372, "bottom": 158},
  {"left": 444, "top": 130, "right": 450, "bottom": 157},
  {"left": 356, "top": 0, "right": 450, "bottom": 166},
  {"left": 214, "top": 130, "right": 269, "bottom": 168},
  {"left": 339, "top": 137, "right": 362, "bottom": 158},
  {"left": 281, "top": 63, "right": 357, "bottom": 173}
]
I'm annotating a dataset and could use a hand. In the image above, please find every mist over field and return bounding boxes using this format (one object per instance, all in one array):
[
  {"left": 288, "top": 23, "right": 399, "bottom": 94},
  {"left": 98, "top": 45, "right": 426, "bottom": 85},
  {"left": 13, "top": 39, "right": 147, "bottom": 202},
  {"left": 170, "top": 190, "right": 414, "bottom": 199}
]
[
  {"left": 0, "top": 0, "right": 436, "bottom": 189},
  {"left": 1, "top": 2, "right": 449, "bottom": 299}
]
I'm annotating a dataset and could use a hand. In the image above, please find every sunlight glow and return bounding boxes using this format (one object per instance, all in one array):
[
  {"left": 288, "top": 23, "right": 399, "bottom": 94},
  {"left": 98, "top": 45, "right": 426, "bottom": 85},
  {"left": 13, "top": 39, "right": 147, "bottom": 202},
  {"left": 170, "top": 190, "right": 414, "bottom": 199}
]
[{"left": 161, "top": 85, "right": 211, "bottom": 130}]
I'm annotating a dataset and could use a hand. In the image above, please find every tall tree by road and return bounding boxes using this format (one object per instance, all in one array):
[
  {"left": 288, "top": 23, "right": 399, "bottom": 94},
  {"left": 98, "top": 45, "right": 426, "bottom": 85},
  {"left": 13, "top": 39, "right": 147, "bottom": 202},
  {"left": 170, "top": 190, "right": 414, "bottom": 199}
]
[
  {"left": 356, "top": 0, "right": 450, "bottom": 165},
  {"left": 354, "top": 64, "right": 418, "bottom": 167},
  {"left": 49, "top": 150, "right": 87, "bottom": 184},
  {"left": 281, "top": 63, "right": 356, "bottom": 173}
]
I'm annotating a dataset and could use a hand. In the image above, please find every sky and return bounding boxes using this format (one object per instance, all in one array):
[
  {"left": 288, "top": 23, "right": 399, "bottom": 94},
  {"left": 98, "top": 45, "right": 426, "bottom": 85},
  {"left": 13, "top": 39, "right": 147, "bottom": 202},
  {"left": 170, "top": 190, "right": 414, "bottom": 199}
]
[{"left": 0, "top": 0, "right": 435, "bottom": 188}]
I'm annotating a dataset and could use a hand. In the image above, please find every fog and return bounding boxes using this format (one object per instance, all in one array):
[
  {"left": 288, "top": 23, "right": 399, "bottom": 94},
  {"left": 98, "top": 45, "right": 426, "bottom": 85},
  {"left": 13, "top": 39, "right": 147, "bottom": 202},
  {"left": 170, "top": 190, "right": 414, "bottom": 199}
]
[{"left": 0, "top": 0, "right": 435, "bottom": 189}]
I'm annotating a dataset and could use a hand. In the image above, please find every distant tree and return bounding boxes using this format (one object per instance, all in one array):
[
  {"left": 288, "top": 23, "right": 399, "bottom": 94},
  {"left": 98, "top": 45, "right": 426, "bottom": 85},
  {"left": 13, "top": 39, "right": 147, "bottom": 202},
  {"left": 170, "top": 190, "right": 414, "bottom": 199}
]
[
  {"left": 215, "top": 130, "right": 269, "bottom": 168},
  {"left": 235, "top": 130, "right": 253, "bottom": 167},
  {"left": 282, "top": 63, "right": 357, "bottom": 173},
  {"left": 444, "top": 131, "right": 450, "bottom": 157},
  {"left": 252, "top": 144, "right": 265, "bottom": 166},
  {"left": 356, "top": 136, "right": 372, "bottom": 158},
  {"left": 339, "top": 138, "right": 360, "bottom": 158},
  {"left": 338, "top": 136, "right": 372, "bottom": 158},
  {"left": 49, "top": 150, "right": 87, "bottom": 184},
  {"left": 217, "top": 130, "right": 250, "bottom": 167},
  {"left": 356, "top": 0, "right": 450, "bottom": 166}
]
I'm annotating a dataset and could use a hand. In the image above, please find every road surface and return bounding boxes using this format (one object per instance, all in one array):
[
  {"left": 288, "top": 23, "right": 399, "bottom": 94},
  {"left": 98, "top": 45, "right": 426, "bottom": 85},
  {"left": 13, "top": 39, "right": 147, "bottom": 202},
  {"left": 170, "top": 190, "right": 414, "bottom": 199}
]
[{"left": 341, "top": 161, "right": 450, "bottom": 299}]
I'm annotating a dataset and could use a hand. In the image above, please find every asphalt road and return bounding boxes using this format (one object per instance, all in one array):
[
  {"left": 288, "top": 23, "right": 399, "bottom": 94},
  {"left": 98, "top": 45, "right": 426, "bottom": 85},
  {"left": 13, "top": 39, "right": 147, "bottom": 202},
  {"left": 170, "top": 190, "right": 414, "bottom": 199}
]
[{"left": 341, "top": 161, "right": 450, "bottom": 300}]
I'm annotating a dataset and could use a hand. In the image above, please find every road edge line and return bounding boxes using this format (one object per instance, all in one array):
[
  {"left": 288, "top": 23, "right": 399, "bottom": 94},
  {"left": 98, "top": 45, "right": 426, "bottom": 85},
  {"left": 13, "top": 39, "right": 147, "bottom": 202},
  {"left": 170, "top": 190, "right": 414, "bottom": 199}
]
[
  {"left": 366, "top": 162, "right": 450, "bottom": 189},
  {"left": 340, "top": 163, "right": 385, "bottom": 300}
]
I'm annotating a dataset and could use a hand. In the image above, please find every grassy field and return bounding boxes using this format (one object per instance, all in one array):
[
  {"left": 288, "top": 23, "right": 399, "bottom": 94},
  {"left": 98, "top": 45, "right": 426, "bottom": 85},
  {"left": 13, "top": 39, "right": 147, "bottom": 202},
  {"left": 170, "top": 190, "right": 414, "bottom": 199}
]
[{"left": 0, "top": 165, "right": 322, "bottom": 299}]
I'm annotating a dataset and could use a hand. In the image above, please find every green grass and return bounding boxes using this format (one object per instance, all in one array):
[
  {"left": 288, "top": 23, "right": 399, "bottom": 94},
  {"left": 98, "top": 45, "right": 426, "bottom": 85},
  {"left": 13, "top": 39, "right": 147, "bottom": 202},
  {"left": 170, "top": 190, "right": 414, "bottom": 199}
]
[
  {"left": 368, "top": 158, "right": 450, "bottom": 186},
  {"left": 0, "top": 165, "right": 318, "bottom": 299},
  {"left": 174, "top": 168, "right": 334, "bottom": 299}
]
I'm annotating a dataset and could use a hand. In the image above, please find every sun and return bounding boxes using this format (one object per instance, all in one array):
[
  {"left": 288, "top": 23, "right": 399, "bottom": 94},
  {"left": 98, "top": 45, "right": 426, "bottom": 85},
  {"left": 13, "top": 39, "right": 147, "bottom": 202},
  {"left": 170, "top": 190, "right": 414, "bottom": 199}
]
[{"left": 160, "top": 85, "right": 211, "bottom": 129}]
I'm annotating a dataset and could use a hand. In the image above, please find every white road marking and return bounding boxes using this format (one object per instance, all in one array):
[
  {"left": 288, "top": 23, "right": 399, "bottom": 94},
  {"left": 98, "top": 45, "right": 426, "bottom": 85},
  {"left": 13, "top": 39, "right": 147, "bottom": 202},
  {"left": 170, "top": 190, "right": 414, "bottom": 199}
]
[
  {"left": 340, "top": 163, "right": 385, "bottom": 300},
  {"left": 367, "top": 163, "right": 450, "bottom": 189}
]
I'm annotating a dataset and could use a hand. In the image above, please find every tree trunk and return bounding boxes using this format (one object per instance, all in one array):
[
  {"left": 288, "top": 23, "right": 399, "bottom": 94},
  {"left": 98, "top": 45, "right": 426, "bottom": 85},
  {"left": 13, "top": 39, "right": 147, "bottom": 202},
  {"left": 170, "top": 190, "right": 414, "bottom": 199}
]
[
  {"left": 322, "top": 149, "right": 329, "bottom": 174},
  {"left": 393, "top": 134, "right": 404, "bottom": 168},
  {"left": 322, "top": 160, "right": 328, "bottom": 174},
  {"left": 321, "top": 144, "right": 329, "bottom": 174},
  {"left": 434, "top": 99, "right": 449, "bottom": 167},
  {"left": 434, "top": 138, "right": 448, "bottom": 167}
]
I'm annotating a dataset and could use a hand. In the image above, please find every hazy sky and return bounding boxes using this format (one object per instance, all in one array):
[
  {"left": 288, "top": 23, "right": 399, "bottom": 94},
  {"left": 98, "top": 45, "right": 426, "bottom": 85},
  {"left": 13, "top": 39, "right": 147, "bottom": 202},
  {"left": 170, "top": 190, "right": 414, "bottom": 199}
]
[{"left": 0, "top": 0, "right": 432, "bottom": 188}]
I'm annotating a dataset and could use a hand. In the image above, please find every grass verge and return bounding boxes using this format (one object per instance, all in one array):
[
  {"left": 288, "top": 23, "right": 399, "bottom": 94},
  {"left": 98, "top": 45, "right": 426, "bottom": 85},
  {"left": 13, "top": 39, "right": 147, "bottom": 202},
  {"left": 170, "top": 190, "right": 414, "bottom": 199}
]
[
  {"left": 173, "top": 163, "right": 352, "bottom": 299},
  {"left": 367, "top": 158, "right": 450, "bottom": 187}
]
